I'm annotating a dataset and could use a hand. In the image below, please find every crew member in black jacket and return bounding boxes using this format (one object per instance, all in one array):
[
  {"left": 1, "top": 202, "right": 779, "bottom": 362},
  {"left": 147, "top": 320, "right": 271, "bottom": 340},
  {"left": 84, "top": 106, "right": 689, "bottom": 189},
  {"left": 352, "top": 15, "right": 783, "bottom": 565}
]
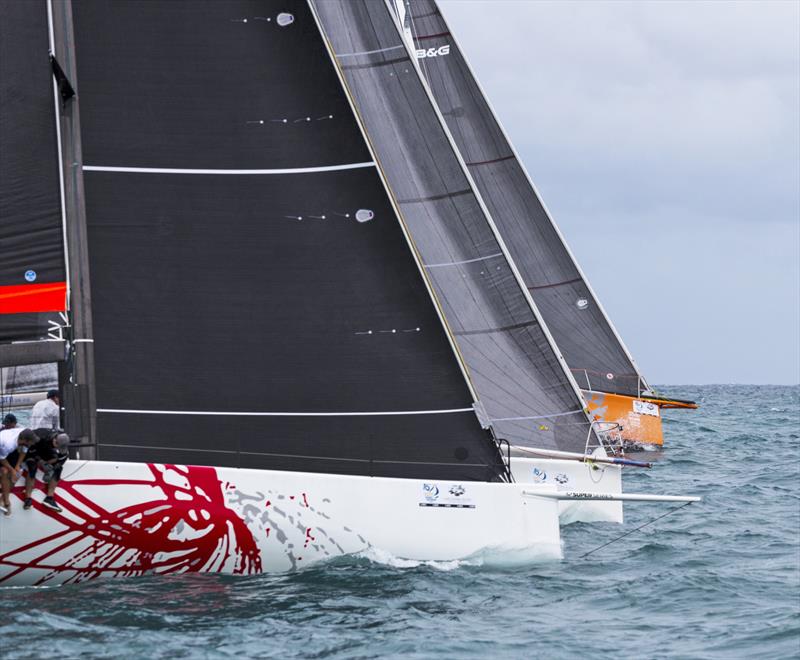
[{"left": 22, "top": 429, "right": 69, "bottom": 513}]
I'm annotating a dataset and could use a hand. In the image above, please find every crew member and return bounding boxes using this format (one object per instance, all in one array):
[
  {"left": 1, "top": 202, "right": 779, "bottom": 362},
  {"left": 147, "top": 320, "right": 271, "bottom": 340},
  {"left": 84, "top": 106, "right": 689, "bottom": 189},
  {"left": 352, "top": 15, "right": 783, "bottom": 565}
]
[
  {"left": 23, "top": 429, "right": 70, "bottom": 513},
  {"left": 1, "top": 413, "right": 17, "bottom": 430},
  {"left": 29, "top": 389, "right": 60, "bottom": 430},
  {"left": 0, "top": 428, "right": 36, "bottom": 516}
]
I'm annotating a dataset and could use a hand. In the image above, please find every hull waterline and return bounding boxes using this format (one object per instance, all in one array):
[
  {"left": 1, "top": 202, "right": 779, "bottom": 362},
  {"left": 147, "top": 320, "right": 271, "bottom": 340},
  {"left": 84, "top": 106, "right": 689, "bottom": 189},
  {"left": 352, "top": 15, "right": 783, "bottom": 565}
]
[{"left": 0, "top": 460, "right": 562, "bottom": 586}]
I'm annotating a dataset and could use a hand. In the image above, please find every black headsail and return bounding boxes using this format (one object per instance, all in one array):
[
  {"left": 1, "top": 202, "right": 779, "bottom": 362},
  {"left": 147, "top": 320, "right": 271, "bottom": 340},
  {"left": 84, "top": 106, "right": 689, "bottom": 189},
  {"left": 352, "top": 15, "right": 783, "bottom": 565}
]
[
  {"left": 0, "top": 0, "right": 68, "bottom": 367},
  {"left": 401, "top": 0, "right": 649, "bottom": 398},
  {"left": 70, "top": 0, "right": 505, "bottom": 481},
  {"left": 310, "top": 0, "right": 595, "bottom": 453}
]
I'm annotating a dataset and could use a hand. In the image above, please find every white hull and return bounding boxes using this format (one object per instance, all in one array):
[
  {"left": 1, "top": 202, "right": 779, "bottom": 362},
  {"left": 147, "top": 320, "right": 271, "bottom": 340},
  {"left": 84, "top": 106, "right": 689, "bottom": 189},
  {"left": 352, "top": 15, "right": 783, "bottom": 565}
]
[
  {"left": 510, "top": 457, "right": 623, "bottom": 524},
  {"left": 0, "top": 460, "right": 562, "bottom": 586}
]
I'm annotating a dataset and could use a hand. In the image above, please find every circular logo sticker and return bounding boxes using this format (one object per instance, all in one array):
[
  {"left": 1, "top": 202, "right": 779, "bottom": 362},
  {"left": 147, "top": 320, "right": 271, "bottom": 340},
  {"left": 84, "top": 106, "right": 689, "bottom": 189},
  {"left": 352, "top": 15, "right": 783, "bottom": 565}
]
[{"left": 24, "top": 270, "right": 37, "bottom": 282}]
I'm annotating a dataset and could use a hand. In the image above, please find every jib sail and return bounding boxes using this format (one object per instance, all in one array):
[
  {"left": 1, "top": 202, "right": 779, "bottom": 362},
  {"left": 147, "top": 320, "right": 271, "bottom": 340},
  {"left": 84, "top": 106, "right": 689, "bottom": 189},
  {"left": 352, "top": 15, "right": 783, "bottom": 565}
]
[
  {"left": 311, "top": 0, "right": 595, "bottom": 453},
  {"left": 403, "top": 0, "right": 649, "bottom": 398}
]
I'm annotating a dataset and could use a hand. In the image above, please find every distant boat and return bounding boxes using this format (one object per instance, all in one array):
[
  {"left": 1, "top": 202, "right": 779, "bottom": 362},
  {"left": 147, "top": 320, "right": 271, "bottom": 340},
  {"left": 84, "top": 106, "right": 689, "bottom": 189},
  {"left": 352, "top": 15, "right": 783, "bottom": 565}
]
[
  {"left": 0, "top": 0, "right": 696, "bottom": 586},
  {"left": 396, "top": 0, "right": 697, "bottom": 448}
]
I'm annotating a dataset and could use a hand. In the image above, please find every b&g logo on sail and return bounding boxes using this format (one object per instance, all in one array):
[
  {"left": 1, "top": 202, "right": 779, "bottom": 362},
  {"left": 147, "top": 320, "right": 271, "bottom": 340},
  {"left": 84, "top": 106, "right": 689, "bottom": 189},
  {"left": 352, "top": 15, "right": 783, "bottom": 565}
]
[{"left": 416, "top": 45, "right": 450, "bottom": 59}]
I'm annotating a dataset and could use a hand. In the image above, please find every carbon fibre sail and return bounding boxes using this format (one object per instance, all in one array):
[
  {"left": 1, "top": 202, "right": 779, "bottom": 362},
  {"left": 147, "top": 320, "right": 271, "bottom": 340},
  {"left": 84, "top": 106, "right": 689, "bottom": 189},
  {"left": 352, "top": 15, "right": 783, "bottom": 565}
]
[
  {"left": 311, "top": 0, "right": 594, "bottom": 453},
  {"left": 68, "top": 0, "right": 505, "bottom": 481},
  {"left": 0, "top": 0, "right": 68, "bottom": 366},
  {"left": 401, "top": 0, "right": 649, "bottom": 398}
]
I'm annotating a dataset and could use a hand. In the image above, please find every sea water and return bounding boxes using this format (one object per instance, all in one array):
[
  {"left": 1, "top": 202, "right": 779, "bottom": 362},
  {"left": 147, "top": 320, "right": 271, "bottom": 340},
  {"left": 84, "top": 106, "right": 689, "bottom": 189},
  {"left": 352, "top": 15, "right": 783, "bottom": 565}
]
[{"left": 0, "top": 385, "right": 798, "bottom": 659}]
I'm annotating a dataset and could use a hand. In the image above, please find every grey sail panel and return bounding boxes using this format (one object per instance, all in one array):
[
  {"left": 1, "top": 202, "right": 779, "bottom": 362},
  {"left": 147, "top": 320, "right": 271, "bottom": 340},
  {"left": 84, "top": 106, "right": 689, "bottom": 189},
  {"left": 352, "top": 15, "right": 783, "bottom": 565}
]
[
  {"left": 405, "top": 0, "right": 645, "bottom": 397},
  {"left": 0, "top": 0, "right": 67, "bottom": 353},
  {"left": 72, "top": 0, "right": 505, "bottom": 481},
  {"left": 312, "top": 0, "right": 591, "bottom": 452}
]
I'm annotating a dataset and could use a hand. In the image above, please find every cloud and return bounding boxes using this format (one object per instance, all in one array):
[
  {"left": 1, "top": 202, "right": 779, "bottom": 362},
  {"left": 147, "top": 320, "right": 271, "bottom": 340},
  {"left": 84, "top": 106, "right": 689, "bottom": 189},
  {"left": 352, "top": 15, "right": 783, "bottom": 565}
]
[{"left": 439, "top": 0, "right": 800, "bottom": 383}]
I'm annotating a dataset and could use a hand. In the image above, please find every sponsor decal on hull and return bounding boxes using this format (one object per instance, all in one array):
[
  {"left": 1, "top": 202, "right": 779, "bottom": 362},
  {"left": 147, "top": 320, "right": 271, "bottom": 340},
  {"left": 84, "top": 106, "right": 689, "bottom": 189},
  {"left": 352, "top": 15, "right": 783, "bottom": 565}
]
[
  {"left": 418, "top": 482, "right": 475, "bottom": 509},
  {"left": 0, "top": 464, "right": 364, "bottom": 585}
]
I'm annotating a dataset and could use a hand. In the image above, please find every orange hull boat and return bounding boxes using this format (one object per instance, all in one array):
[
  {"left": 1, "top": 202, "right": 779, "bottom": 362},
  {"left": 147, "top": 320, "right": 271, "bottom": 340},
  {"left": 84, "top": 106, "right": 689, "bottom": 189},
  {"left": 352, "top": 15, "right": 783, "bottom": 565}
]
[{"left": 583, "top": 390, "right": 697, "bottom": 446}]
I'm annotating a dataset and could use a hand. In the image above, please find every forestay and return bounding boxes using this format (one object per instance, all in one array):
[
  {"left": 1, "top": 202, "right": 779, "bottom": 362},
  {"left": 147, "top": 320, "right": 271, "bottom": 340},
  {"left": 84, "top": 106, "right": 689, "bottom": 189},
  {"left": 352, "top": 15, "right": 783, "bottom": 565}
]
[
  {"left": 403, "top": 0, "right": 648, "bottom": 398},
  {"left": 71, "top": 0, "right": 505, "bottom": 481},
  {"left": 0, "top": 0, "right": 68, "bottom": 364},
  {"left": 311, "top": 0, "right": 593, "bottom": 453}
]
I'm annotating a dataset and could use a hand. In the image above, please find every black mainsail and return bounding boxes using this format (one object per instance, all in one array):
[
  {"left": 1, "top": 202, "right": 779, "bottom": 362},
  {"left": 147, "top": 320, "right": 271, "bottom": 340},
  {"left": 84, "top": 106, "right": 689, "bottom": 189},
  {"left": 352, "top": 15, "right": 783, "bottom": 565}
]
[
  {"left": 0, "top": 0, "right": 68, "bottom": 367},
  {"left": 402, "top": 0, "right": 649, "bottom": 399},
  {"left": 69, "top": 0, "right": 505, "bottom": 481},
  {"left": 311, "top": 0, "right": 594, "bottom": 453}
]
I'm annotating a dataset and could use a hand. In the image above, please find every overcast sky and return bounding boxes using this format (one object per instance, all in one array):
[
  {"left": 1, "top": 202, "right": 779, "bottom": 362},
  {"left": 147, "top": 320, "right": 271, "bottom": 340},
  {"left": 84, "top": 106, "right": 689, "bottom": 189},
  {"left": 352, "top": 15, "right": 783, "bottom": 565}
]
[{"left": 439, "top": 0, "right": 800, "bottom": 385}]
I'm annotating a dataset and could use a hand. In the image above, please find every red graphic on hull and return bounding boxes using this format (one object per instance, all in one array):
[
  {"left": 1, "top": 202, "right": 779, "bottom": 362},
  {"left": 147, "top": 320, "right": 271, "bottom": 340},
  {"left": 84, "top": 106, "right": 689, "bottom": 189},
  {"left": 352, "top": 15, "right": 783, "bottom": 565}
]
[{"left": 0, "top": 464, "right": 262, "bottom": 585}]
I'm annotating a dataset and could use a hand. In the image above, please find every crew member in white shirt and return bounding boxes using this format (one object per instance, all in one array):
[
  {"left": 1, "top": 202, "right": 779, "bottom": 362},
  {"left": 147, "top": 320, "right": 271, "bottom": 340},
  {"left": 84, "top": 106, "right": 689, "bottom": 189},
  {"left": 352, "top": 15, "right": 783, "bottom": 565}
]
[
  {"left": 0, "top": 425, "right": 35, "bottom": 515},
  {"left": 29, "top": 389, "right": 60, "bottom": 430}
]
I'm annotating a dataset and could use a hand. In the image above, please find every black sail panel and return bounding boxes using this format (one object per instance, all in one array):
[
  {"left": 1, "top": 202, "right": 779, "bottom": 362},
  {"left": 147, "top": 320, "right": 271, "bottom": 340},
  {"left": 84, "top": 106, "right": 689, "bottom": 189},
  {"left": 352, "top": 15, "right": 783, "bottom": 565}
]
[
  {"left": 72, "top": 0, "right": 504, "bottom": 481},
  {"left": 311, "top": 0, "right": 592, "bottom": 452},
  {"left": 405, "top": 0, "right": 646, "bottom": 397},
  {"left": 0, "top": 0, "right": 67, "bottom": 349}
]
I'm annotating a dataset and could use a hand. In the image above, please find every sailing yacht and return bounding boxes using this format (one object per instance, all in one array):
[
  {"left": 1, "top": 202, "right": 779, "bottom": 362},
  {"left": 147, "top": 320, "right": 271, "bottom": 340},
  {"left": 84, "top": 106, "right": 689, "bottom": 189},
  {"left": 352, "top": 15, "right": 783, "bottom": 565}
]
[
  {"left": 0, "top": 0, "right": 696, "bottom": 586},
  {"left": 395, "top": 0, "right": 697, "bottom": 449}
]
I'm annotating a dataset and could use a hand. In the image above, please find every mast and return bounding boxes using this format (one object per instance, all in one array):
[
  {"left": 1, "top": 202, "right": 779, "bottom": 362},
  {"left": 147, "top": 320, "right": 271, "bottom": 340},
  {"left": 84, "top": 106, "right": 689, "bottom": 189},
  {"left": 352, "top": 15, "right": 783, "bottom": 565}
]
[{"left": 48, "top": 0, "right": 97, "bottom": 454}]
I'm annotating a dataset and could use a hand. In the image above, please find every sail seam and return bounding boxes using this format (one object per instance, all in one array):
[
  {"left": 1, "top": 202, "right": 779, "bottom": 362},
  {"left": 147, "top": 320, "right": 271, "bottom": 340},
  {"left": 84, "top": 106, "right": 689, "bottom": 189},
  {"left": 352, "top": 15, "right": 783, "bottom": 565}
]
[
  {"left": 340, "top": 55, "right": 409, "bottom": 71},
  {"left": 454, "top": 320, "right": 537, "bottom": 337},
  {"left": 97, "top": 407, "right": 474, "bottom": 417},
  {"left": 82, "top": 163, "right": 375, "bottom": 175},
  {"left": 424, "top": 252, "right": 503, "bottom": 268},
  {"left": 491, "top": 409, "right": 584, "bottom": 422},
  {"left": 337, "top": 44, "right": 405, "bottom": 57},
  {"left": 416, "top": 31, "right": 450, "bottom": 40},
  {"left": 398, "top": 188, "right": 471, "bottom": 204},
  {"left": 466, "top": 154, "right": 515, "bottom": 167},
  {"left": 527, "top": 277, "right": 583, "bottom": 291}
]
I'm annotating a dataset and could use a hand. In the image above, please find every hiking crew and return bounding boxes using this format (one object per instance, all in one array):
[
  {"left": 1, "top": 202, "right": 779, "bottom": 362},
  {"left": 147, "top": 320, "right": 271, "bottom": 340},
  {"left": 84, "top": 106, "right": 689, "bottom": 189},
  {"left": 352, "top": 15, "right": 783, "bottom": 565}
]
[
  {"left": 23, "top": 429, "right": 70, "bottom": 513},
  {"left": 0, "top": 428, "right": 36, "bottom": 516}
]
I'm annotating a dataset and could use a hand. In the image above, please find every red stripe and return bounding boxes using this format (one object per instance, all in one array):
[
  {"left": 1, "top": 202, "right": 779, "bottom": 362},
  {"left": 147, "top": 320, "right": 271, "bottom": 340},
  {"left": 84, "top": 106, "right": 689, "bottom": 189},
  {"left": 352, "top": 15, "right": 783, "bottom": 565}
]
[{"left": 0, "top": 282, "right": 67, "bottom": 314}]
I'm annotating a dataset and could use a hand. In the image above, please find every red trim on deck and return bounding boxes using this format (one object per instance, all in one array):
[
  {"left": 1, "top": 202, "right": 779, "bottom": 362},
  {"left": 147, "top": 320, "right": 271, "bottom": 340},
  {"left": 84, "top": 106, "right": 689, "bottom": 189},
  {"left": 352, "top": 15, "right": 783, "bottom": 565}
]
[{"left": 0, "top": 282, "right": 67, "bottom": 314}]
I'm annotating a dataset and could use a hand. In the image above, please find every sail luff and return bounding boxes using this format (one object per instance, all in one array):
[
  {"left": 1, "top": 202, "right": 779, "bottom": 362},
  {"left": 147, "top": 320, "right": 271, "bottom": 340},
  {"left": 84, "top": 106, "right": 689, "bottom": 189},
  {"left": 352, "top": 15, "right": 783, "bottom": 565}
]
[
  {"left": 379, "top": 0, "right": 597, "bottom": 428},
  {"left": 306, "top": 0, "right": 484, "bottom": 411},
  {"left": 408, "top": 0, "right": 649, "bottom": 397}
]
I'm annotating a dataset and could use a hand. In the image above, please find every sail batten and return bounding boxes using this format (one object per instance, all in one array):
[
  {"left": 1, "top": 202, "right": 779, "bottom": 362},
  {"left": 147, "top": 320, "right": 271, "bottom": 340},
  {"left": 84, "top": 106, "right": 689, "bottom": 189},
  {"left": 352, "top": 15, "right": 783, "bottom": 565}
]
[{"left": 82, "top": 163, "right": 376, "bottom": 175}]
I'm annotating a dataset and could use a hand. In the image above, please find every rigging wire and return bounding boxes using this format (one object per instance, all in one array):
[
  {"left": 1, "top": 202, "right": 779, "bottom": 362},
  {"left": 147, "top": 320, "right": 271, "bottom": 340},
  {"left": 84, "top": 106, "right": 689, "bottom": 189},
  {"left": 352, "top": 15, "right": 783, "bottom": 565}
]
[{"left": 579, "top": 502, "right": 694, "bottom": 559}]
